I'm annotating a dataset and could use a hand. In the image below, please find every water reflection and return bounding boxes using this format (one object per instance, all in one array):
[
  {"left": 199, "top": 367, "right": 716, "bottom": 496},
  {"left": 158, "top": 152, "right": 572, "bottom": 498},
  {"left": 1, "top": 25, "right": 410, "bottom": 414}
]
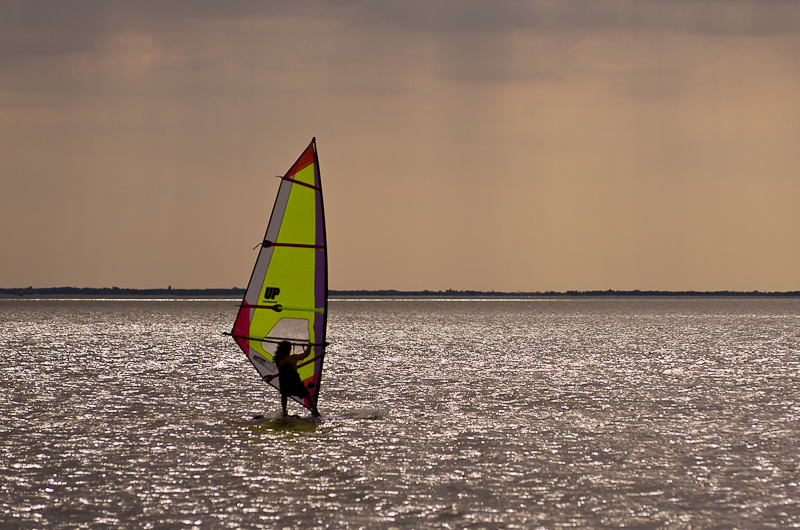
[{"left": 1, "top": 298, "right": 799, "bottom": 528}]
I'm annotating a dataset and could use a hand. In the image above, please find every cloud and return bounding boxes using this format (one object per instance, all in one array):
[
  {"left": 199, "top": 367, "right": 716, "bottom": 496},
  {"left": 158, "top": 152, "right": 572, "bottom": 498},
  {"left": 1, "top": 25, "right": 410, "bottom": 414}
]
[
  {"left": 1, "top": 0, "right": 799, "bottom": 290},
  {"left": 3, "top": 0, "right": 798, "bottom": 100},
  {"left": 348, "top": 0, "right": 800, "bottom": 35},
  {"left": 4, "top": 0, "right": 800, "bottom": 56}
]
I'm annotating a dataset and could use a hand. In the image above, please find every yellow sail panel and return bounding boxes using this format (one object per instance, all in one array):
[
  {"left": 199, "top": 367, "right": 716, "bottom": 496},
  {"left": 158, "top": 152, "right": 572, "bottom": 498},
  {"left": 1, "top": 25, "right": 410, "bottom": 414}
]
[{"left": 230, "top": 138, "right": 328, "bottom": 411}]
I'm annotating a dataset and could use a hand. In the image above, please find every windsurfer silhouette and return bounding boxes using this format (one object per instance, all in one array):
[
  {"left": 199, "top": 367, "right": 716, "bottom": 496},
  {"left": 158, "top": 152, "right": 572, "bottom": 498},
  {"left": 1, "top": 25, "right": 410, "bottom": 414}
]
[{"left": 274, "top": 340, "right": 321, "bottom": 417}]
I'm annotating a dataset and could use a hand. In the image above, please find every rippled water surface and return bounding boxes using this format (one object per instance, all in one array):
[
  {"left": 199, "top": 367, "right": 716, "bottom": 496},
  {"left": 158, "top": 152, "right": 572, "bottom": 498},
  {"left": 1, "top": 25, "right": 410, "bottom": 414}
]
[{"left": 2, "top": 297, "right": 799, "bottom": 529}]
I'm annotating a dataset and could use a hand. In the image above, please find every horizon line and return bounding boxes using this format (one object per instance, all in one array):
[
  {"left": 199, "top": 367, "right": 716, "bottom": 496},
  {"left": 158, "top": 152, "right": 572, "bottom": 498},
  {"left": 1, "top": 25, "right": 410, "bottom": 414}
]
[{"left": 2, "top": 287, "right": 799, "bottom": 297}]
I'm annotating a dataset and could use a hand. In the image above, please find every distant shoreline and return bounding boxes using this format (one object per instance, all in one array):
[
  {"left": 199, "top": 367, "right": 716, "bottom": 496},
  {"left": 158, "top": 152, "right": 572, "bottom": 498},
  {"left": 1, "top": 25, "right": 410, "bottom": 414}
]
[{"left": 2, "top": 287, "right": 799, "bottom": 298}]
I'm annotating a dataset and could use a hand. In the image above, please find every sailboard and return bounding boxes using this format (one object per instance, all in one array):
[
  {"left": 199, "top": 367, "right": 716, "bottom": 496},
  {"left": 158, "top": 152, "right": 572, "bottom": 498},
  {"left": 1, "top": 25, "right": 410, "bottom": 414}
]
[{"left": 228, "top": 138, "right": 328, "bottom": 413}]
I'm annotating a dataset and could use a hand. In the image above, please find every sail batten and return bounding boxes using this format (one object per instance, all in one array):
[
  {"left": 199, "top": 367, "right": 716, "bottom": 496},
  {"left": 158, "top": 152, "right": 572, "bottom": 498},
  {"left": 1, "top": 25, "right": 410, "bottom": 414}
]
[
  {"left": 261, "top": 241, "right": 326, "bottom": 249},
  {"left": 241, "top": 304, "right": 325, "bottom": 313},
  {"left": 277, "top": 176, "right": 322, "bottom": 191},
  {"left": 230, "top": 138, "right": 328, "bottom": 412}
]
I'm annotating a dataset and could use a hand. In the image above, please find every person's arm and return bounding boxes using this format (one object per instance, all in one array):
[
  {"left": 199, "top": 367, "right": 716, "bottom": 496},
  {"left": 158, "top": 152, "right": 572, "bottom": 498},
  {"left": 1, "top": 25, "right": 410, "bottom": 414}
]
[{"left": 290, "top": 343, "right": 313, "bottom": 362}]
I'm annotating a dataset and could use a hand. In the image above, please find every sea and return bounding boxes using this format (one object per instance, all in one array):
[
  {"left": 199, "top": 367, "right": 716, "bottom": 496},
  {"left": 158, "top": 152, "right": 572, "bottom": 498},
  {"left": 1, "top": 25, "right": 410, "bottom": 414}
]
[{"left": 1, "top": 297, "right": 798, "bottom": 529}]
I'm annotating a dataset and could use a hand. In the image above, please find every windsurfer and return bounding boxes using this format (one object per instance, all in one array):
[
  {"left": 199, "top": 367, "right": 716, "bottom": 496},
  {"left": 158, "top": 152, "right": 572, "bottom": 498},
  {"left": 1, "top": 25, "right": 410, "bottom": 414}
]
[{"left": 274, "top": 340, "right": 321, "bottom": 417}]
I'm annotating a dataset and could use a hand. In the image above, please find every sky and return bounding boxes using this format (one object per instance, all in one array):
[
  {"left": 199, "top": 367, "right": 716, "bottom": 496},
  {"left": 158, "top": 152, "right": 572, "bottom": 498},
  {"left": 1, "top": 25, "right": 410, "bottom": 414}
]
[{"left": 2, "top": 0, "right": 799, "bottom": 292}]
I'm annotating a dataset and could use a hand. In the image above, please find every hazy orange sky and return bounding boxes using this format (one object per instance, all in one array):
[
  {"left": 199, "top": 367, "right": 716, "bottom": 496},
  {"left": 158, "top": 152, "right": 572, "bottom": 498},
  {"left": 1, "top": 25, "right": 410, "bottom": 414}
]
[{"left": 2, "top": 1, "right": 799, "bottom": 291}]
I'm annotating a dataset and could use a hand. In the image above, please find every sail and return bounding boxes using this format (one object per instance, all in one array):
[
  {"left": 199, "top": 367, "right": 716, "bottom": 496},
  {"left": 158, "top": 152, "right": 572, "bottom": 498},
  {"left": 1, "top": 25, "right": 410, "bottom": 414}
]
[{"left": 230, "top": 138, "right": 327, "bottom": 411}]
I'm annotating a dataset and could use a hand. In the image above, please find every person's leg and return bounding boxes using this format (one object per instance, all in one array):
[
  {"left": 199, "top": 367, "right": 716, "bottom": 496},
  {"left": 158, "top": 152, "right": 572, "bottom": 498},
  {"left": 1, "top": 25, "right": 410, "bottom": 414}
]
[
  {"left": 281, "top": 396, "right": 288, "bottom": 417},
  {"left": 307, "top": 394, "right": 320, "bottom": 417}
]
